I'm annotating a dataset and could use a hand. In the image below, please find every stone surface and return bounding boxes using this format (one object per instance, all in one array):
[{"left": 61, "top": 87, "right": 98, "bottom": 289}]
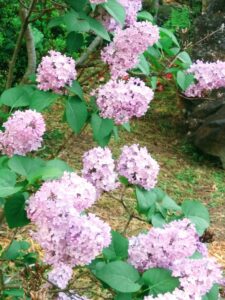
[
  {"left": 184, "top": 92, "right": 225, "bottom": 167},
  {"left": 184, "top": 0, "right": 225, "bottom": 166}
]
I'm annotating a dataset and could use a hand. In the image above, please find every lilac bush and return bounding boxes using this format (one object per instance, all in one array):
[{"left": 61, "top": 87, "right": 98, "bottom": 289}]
[{"left": 0, "top": 0, "right": 224, "bottom": 299}]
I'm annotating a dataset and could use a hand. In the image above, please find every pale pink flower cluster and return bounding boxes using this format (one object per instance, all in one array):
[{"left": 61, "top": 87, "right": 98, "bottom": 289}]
[
  {"left": 128, "top": 219, "right": 203, "bottom": 271},
  {"left": 94, "top": 77, "right": 154, "bottom": 124},
  {"left": 117, "top": 144, "right": 159, "bottom": 190},
  {"left": 99, "top": 0, "right": 142, "bottom": 32},
  {"left": 27, "top": 172, "right": 111, "bottom": 289},
  {"left": 172, "top": 258, "right": 223, "bottom": 298},
  {"left": 144, "top": 289, "right": 201, "bottom": 300},
  {"left": 37, "top": 50, "right": 76, "bottom": 94},
  {"left": 101, "top": 22, "right": 160, "bottom": 78},
  {"left": 48, "top": 263, "right": 73, "bottom": 289},
  {"left": 57, "top": 293, "right": 89, "bottom": 300},
  {"left": 82, "top": 147, "right": 119, "bottom": 195},
  {"left": 129, "top": 219, "right": 223, "bottom": 299},
  {"left": 185, "top": 60, "right": 225, "bottom": 97},
  {"left": 27, "top": 172, "right": 97, "bottom": 218},
  {"left": 0, "top": 110, "right": 46, "bottom": 156}
]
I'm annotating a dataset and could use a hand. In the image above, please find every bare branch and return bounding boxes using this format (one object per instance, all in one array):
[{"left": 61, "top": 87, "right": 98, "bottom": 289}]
[
  {"left": 5, "top": 0, "right": 37, "bottom": 89},
  {"left": 21, "top": 8, "right": 37, "bottom": 84}
]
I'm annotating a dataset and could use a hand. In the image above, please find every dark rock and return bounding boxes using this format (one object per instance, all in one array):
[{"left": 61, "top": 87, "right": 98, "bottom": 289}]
[
  {"left": 207, "top": 0, "right": 225, "bottom": 14},
  {"left": 192, "top": 13, "right": 225, "bottom": 61},
  {"left": 185, "top": 95, "right": 225, "bottom": 167},
  {"left": 184, "top": 0, "right": 225, "bottom": 166}
]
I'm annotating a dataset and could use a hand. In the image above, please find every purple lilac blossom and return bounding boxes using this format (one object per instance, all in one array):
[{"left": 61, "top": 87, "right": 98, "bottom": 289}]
[
  {"left": 117, "top": 144, "right": 159, "bottom": 190},
  {"left": 82, "top": 147, "right": 119, "bottom": 195},
  {"left": 27, "top": 172, "right": 97, "bottom": 220},
  {"left": 26, "top": 172, "right": 111, "bottom": 269},
  {"left": 101, "top": 21, "right": 159, "bottom": 78},
  {"left": 37, "top": 50, "right": 76, "bottom": 94},
  {"left": 57, "top": 293, "right": 89, "bottom": 300},
  {"left": 48, "top": 263, "right": 73, "bottom": 289},
  {"left": 98, "top": 0, "right": 142, "bottom": 32},
  {"left": 185, "top": 60, "right": 225, "bottom": 97},
  {"left": 0, "top": 109, "right": 46, "bottom": 156},
  {"left": 128, "top": 219, "right": 202, "bottom": 271},
  {"left": 94, "top": 77, "right": 154, "bottom": 124},
  {"left": 144, "top": 289, "right": 201, "bottom": 300},
  {"left": 171, "top": 257, "right": 223, "bottom": 298}
]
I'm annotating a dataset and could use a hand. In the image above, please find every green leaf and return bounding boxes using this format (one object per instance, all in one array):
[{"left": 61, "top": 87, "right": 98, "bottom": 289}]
[
  {"left": 66, "top": 96, "right": 88, "bottom": 134},
  {"left": 8, "top": 156, "right": 45, "bottom": 177},
  {"left": 122, "top": 122, "right": 131, "bottom": 132},
  {"left": 202, "top": 284, "right": 219, "bottom": 300},
  {"left": 151, "top": 213, "right": 166, "bottom": 227},
  {"left": 142, "top": 268, "right": 179, "bottom": 295},
  {"left": 66, "top": 32, "right": 84, "bottom": 53},
  {"left": 64, "top": 11, "right": 90, "bottom": 33},
  {"left": 96, "top": 261, "right": 141, "bottom": 293},
  {"left": 66, "top": 0, "right": 87, "bottom": 11},
  {"left": 161, "top": 194, "right": 181, "bottom": 211},
  {"left": 0, "top": 169, "right": 21, "bottom": 197},
  {"left": 176, "top": 71, "right": 194, "bottom": 91},
  {"left": 87, "top": 17, "right": 110, "bottom": 41},
  {"left": 103, "top": 230, "right": 128, "bottom": 261},
  {"left": 91, "top": 113, "right": 114, "bottom": 146},
  {"left": 3, "top": 289, "right": 25, "bottom": 297},
  {"left": 137, "top": 11, "right": 154, "bottom": 22},
  {"left": 181, "top": 200, "right": 210, "bottom": 236},
  {"left": 160, "top": 28, "right": 180, "bottom": 47},
  {"left": 48, "top": 16, "right": 64, "bottom": 28},
  {"left": 102, "top": 0, "right": 126, "bottom": 26},
  {"left": 4, "top": 193, "right": 30, "bottom": 228},
  {"left": 176, "top": 51, "right": 192, "bottom": 67},
  {"left": 2, "top": 240, "right": 30, "bottom": 260},
  {"left": 137, "top": 54, "right": 150, "bottom": 76},
  {"left": 67, "top": 80, "right": 84, "bottom": 99},
  {"left": 0, "top": 86, "right": 29, "bottom": 108},
  {"left": 114, "top": 293, "right": 132, "bottom": 300},
  {"left": 29, "top": 90, "right": 58, "bottom": 112},
  {"left": 135, "top": 187, "right": 157, "bottom": 213},
  {"left": 45, "top": 159, "right": 73, "bottom": 172}
]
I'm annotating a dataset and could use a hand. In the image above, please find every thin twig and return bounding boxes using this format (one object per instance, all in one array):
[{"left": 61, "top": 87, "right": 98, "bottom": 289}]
[
  {"left": 76, "top": 37, "right": 103, "bottom": 67},
  {"left": 6, "top": 0, "right": 37, "bottom": 89}
]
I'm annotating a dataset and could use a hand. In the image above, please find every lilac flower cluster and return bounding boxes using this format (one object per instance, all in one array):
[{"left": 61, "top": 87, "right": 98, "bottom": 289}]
[
  {"left": 37, "top": 50, "right": 76, "bottom": 94},
  {"left": 117, "top": 144, "right": 159, "bottom": 190},
  {"left": 129, "top": 219, "right": 223, "bottom": 299},
  {"left": 48, "top": 263, "right": 73, "bottom": 289},
  {"left": 172, "top": 257, "right": 223, "bottom": 298},
  {"left": 94, "top": 77, "right": 154, "bottom": 124},
  {"left": 98, "top": 0, "right": 142, "bottom": 32},
  {"left": 128, "top": 219, "right": 203, "bottom": 271},
  {"left": 0, "top": 110, "right": 46, "bottom": 156},
  {"left": 57, "top": 293, "right": 89, "bottom": 300},
  {"left": 82, "top": 147, "right": 119, "bottom": 195},
  {"left": 101, "top": 22, "right": 160, "bottom": 78},
  {"left": 27, "top": 172, "right": 111, "bottom": 288},
  {"left": 144, "top": 289, "right": 201, "bottom": 300},
  {"left": 27, "top": 172, "right": 97, "bottom": 218},
  {"left": 185, "top": 60, "right": 225, "bottom": 97}
]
